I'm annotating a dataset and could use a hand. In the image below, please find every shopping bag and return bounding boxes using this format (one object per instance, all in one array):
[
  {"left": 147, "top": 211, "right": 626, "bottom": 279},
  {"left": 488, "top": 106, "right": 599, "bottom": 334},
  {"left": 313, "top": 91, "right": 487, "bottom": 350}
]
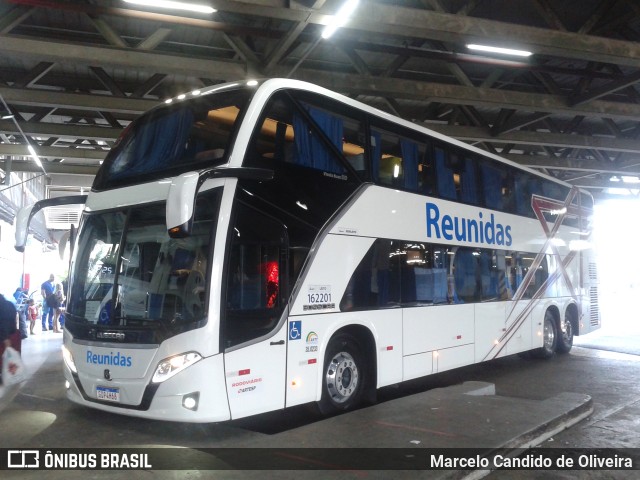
[{"left": 2, "top": 346, "right": 27, "bottom": 385}]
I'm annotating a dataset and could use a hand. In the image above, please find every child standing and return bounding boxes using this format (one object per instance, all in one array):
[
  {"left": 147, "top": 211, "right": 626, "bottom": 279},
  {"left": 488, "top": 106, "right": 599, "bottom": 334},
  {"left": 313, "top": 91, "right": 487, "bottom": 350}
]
[{"left": 27, "top": 299, "right": 39, "bottom": 335}]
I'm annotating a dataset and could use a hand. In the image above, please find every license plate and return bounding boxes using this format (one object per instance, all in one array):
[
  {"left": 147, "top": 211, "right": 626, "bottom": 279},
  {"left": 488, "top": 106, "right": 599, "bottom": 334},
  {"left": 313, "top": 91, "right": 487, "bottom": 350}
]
[{"left": 96, "top": 386, "right": 120, "bottom": 402}]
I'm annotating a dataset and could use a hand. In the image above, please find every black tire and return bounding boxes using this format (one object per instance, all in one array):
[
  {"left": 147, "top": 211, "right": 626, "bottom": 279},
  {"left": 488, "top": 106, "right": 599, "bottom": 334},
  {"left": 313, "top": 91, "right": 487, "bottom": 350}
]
[
  {"left": 556, "top": 309, "right": 575, "bottom": 354},
  {"left": 532, "top": 310, "right": 558, "bottom": 359},
  {"left": 318, "top": 334, "right": 366, "bottom": 415}
]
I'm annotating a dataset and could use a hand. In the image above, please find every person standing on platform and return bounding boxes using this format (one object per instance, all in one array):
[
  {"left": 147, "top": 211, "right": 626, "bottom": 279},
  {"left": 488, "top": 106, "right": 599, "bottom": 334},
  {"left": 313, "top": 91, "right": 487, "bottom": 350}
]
[
  {"left": 13, "top": 287, "right": 29, "bottom": 339},
  {"left": 41, "top": 274, "right": 55, "bottom": 332},
  {"left": 27, "top": 299, "right": 39, "bottom": 335},
  {"left": 49, "top": 283, "right": 65, "bottom": 333},
  {"left": 0, "top": 293, "right": 20, "bottom": 384}
]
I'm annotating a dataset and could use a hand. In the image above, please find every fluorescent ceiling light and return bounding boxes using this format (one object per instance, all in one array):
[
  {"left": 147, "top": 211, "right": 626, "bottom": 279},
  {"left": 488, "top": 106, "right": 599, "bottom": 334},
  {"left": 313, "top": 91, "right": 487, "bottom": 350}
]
[
  {"left": 1, "top": 114, "right": 14, "bottom": 120},
  {"left": 123, "top": 0, "right": 216, "bottom": 14},
  {"left": 622, "top": 175, "right": 640, "bottom": 184},
  {"left": 322, "top": 0, "right": 360, "bottom": 39},
  {"left": 27, "top": 144, "right": 43, "bottom": 168},
  {"left": 467, "top": 44, "right": 533, "bottom": 57}
]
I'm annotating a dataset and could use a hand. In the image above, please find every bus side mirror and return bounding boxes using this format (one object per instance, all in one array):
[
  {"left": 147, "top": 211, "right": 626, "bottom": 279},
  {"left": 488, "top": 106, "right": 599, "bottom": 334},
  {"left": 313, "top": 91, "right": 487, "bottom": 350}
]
[
  {"left": 166, "top": 167, "right": 273, "bottom": 238},
  {"left": 166, "top": 171, "right": 200, "bottom": 238},
  {"left": 14, "top": 195, "right": 88, "bottom": 252},
  {"left": 15, "top": 203, "right": 37, "bottom": 252}
]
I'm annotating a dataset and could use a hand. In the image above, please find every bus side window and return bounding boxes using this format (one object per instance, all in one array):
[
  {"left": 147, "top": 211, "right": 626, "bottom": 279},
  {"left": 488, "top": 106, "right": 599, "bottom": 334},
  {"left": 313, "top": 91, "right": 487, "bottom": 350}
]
[
  {"left": 453, "top": 248, "right": 479, "bottom": 303},
  {"left": 434, "top": 149, "right": 479, "bottom": 204},
  {"left": 342, "top": 121, "right": 366, "bottom": 177},
  {"left": 460, "top": 156, "right": 479, "bottom": 205},
  {"left": 435, "top": 147, "right": 456, "bottom": 200},
  {"left": 370, "top": 128, "right": 422, "bottom": 191},
  {"left": 341, "top": 239, "right": 400, "bottom": 311},
  {"left": 400, "top": 244, "right": 449, "bottom": 305},
  {"left": 418, "top": 145, "right": 434, "bottom": 195},
  {"left": 480, "top": 161, "right": 513, "bottom": 212},
  {"left": 292, "top": 106, "right": 345, "bottom": 174},
  {"left": 479, "top": 250, "right": 508, "bottom": 301},
  {"left": 514, "top": 172, "right": 543, "bottom": 217}
]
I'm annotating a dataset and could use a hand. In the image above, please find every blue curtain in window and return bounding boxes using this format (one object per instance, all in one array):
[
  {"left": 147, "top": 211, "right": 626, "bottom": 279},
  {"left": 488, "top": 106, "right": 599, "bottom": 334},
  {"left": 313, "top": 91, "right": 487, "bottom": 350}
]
[
  {"left": 292, "top": 113, "right": 313, "bottom": 168},
  {"left": 461, "top": 158, "right": 478, "bottom": 204},
  {"left": 454, "top": 249, "right": 476, "bottom": 303},
  {"left": 480, "top": 164, "right": 503, "bottom": 210},
  {"left": 435, "top": 149, "right": 456, "bottom": 200},
  {"left": 293, "top": 107, "right": 344, "bottom": 174},
  {"left": 115, "top": 109, "right": 194, "bottom": 178},
  {"left": 401, "top": 139, "right": 419, "bottom": 191},
  {"left": 513, "top": 173, "right": 529, "bottom": 215}
]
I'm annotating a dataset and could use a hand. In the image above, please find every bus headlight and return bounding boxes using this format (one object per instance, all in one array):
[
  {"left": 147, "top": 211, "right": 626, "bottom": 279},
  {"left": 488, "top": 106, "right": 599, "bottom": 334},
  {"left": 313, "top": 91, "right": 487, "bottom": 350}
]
[
  {"left": 152, "top": 352, "right": 202, "bottom": 383},
  {"left": 61, "top": 345, "right": 77, "bottom": 373}
]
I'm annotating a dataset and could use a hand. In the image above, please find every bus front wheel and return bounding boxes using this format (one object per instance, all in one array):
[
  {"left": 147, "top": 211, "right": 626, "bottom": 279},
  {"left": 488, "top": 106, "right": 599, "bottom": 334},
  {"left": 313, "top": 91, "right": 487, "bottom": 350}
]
[
  {"left": 319, "top": 334, "right": 365, "bottom": 415},
  {"left": 532, "top": 310, "right": 558, "bottom": 359}
]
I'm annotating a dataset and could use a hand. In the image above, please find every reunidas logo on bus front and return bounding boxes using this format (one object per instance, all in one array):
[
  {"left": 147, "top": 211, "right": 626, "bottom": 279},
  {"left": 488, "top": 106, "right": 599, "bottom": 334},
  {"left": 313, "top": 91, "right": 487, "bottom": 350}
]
[
  {"left": 86, "top": 351, "right": 133, "bottom": 367},
  {"left": 426, "top": 202, "right": 513, "bottom": 246}
]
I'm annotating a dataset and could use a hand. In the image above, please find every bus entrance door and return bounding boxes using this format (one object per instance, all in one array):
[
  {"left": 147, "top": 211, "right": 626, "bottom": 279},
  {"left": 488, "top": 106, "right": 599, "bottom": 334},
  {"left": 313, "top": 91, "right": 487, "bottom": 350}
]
[{"left": 224, "top": 321, "right": 287, "bottom": 419}]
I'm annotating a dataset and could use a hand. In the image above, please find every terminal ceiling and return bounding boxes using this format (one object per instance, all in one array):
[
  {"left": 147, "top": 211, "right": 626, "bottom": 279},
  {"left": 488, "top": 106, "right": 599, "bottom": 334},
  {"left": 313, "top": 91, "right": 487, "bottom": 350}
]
[{"left": 2, "top": 0, "right": 640, "bottom": 199}]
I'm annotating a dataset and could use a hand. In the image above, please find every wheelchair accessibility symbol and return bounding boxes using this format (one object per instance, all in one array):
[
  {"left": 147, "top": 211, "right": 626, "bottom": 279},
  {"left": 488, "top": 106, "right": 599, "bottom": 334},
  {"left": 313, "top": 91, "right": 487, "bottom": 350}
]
[{"left": 289, "top": 321, "right": 302, "bottom": 341}]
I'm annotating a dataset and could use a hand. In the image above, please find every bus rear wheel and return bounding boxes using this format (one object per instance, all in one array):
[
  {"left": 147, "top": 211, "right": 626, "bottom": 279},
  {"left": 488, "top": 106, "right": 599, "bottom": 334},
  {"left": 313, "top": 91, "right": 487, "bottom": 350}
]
[
  {"left": 556, "top": 309, "right": 575, "bottom": 354},
  {"left": 532, "top": 310, "right": 558, "bottom": 359},
  {"left": 319, "top": 334, "right": 365, "bottom": 415}
]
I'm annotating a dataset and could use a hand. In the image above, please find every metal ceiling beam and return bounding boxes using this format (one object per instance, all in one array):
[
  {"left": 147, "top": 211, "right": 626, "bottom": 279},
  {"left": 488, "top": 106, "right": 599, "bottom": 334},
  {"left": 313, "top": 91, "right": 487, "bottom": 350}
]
[
  {"left": 4, "top": 99, "right": 640, "bottom": 156},
  {"left": 427, "top": 124, "right": 640, "bottom": 153},
  {"left": 341, "top": 3, "right": 640, "bottom": 69},
  {"left": 0, "top": 120, "right": 120, "bottom": 141},
  {"left": 263, "top": 0, "right": 327, "bottom": 73},
  {"left": 13, "top": 61, "right": 55, "bottom": 88},
  {"left": 0, "top": 5, "right": 33, "bottom": 34},
  {"left": 504, "top": 153, "right": 640, "bottom": 175},
  {"left": 10, "top": 0, "right": 640, "bottom": 75},
  {"left": 569, "top": 70, "right": 640, "bottom": 106},
  {"left": 0, "top": 85, "right": 157, "bottom": 113},
  {"left": 0, "top": 144, "right": 106, "bottom": 161},
  {"left": 568, "top": 177, "right": 639, "bottom": 189},
  {"left": 287, "top": 70, "right": 640, "bottom": 121},
  {"left": 0, "top": 35, "right": 246, "bottom": 79},
  {"left": 1, "top": 106, "right": 639, "bottom": 159},
  {"left": 4, "top": 0, "right": 280, "bottom": 39},
  {"left": 1, "top": 159, "right": 99, "bottom": 175},
  {"left": 4, "top": 35, "right": 640, "bottom": 122}
]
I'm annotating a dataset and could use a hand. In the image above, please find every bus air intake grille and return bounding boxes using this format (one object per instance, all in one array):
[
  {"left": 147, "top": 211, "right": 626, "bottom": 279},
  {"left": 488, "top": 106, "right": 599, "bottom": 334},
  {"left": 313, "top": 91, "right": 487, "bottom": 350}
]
[
  {"left": 589, "top": 286, "right": 599, "bottom": 326},
  {"left": 589, "top": 263, "right": 598, "bottom": 281}
]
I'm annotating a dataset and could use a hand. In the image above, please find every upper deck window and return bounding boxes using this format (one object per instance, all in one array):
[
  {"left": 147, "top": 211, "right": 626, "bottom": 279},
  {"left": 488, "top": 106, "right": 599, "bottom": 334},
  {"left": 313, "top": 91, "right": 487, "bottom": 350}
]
[{"left": 94, "top": 88, "right": 252, "bottom": 190}]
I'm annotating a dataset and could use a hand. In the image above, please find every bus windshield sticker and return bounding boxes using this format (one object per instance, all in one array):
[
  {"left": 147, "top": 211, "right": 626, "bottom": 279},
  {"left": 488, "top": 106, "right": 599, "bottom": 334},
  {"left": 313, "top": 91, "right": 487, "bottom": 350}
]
[{"left": 85, "top": 301, "right": 101, "bottom": 322}]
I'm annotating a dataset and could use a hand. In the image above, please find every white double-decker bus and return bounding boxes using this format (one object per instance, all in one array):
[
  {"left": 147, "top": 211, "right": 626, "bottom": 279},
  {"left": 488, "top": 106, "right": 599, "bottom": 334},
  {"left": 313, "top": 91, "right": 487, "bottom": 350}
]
[{"left": 16, "top": 79, "right": 600, "bottom": 422}]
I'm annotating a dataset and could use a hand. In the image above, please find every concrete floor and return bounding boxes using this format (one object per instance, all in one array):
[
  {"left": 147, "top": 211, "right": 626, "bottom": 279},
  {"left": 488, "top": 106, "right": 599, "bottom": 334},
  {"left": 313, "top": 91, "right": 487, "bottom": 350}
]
[{"left": 1, "top": 324, "right": 639, "bottom": 479}]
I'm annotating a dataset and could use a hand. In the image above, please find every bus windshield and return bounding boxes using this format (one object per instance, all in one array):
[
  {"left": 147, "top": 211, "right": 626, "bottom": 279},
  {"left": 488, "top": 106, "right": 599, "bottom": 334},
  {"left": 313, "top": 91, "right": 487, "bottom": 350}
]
[
  {"left": 93, "top": 88, "right": 252, "bottom": 190},
  {"left": 67, "top": 192, "right": 219, "bottom": 338}
]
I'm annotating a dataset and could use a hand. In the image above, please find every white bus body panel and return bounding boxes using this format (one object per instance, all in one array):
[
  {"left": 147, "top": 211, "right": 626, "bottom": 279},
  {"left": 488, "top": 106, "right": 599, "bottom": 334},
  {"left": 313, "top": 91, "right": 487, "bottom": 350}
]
[
  {"left": 474, "top": 303, "right": 510, "bottom": 362},
  {"left": 505, "top": 301, "right": 533, "bottom": 355},
  {"left": 403, "top": 305, "right": 474, "bottom": 356},
  {"left": 284, "top": 309, "right": 403, "bottom": 408},
  {"left": 325, "top": 186, "right": 581, "bottom": 254},
  {"left": 224, "top": 322, "right": 287, "bottom": 419},
  {"left": 64, "top": 330, "right": 231, "bottom": 422}
]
